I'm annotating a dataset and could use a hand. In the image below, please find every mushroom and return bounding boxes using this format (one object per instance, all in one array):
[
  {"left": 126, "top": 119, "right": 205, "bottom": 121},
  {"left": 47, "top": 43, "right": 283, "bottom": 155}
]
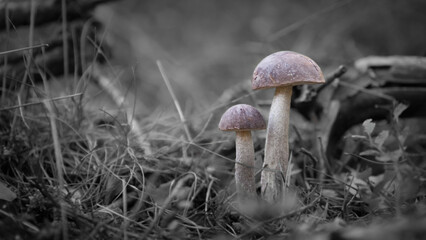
[
  {"left": 219, "top": 104, "right": 266, "bottom": 198},
  {"left": 252, "top": 51, "right": 325, "bottom": 201}
]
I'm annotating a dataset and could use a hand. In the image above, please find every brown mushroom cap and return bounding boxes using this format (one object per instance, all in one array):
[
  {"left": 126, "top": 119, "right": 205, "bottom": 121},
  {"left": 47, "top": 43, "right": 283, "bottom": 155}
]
[
  {"left": 252, "top": 51, "right": 325, "bottom": 90},
  {"left": 219, "top": 104, "right": 266, "bottom": 131}
]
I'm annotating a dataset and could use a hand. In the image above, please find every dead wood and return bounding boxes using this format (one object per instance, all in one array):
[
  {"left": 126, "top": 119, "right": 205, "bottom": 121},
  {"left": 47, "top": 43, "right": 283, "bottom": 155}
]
[
  {"left": 0, "top": 0, "right": 115, "bottom": 30},
  {"left": 355, "top": 56, "right": 426, "bottom": 85},
  {"left": 325, "top": 87, "right": 426, "bottom": 159},
  {"left": 316, "top": 55, "right": 426, "bottom": 161},
  {"left": 0, "top": 1, "right": 113, "bottom": 92}
]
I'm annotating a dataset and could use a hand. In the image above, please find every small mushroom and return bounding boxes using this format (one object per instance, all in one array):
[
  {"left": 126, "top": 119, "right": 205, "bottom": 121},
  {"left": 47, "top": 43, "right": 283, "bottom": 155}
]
[
  {"left": 219, "top": 104, "right": 266, "bottom": 198},
  {"left": 252, "top": 51, "right": 325, "bottom": 202}
]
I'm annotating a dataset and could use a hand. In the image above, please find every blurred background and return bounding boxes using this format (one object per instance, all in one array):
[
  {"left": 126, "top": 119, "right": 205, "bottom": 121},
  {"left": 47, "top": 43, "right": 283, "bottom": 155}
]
[
  {"left": 92, "top": 0, "right": 426, "bottom": 114},
  {"left": 1, "top": 0, "right": 425, "bottom": 118}
]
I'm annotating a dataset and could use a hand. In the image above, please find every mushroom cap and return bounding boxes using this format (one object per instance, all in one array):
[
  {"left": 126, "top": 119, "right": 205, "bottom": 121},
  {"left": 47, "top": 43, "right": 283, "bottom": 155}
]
[
  {"left": 252, "top": 51, "right": 325, "bottom": 90},
  {"left": 219, "top": 104, "right": 266, "bottom": 131}
]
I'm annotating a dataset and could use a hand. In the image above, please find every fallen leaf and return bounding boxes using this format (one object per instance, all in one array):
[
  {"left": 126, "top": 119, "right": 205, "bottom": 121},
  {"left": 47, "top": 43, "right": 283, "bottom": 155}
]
[
  {"left": 374, "top": 130, "right": 389, "bottom": 150},
  {"left": 0, "top": 181, "right": 16, "bottom": 202},
  {"left": 362, "top": 119, "right": 375, "bottom": 136},
  {"left": 393, "top": 103, "right": 408, "bottom": 123},
  {"left": 376, "top": 149, "right": 402, "bottom": 162},
  {"left": 359, "top": 149, "right": 380, "bottom": 156}
]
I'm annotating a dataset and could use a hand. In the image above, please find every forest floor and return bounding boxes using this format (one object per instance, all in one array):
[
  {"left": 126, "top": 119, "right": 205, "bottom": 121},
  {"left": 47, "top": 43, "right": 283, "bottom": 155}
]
[{"left": 1, "top": 0, "right": 426, "bottom": 239}]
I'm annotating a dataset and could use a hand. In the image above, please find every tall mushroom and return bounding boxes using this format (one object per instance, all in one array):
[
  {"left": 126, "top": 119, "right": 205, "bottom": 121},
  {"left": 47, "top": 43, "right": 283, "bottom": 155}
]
[
  {"left": 219, "top": 104, "right": 266, "bottom": 198},
  {"left": 252, "top": 51, "right": 325, "bottom": 202}
]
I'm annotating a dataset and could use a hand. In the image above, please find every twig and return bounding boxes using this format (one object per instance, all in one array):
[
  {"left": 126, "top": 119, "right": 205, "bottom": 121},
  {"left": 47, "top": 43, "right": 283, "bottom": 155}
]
[
  {"left": 299, "top": 147, "right": 318, "bottom": 163},
  {"left": 338, "top": 80, "right": 395, "bottom": 101},
  {"left": 345, "top": 153, "right": 395, "bottom": 165},
  {"left": 156, "top": 60, "right": 193, "bottom": 142},
  {"left": 29, "top": 0, "right": 36, "bottom": 58},
  {"left": 326, "top": 65, "right": 347, "bottom": 82},
  {"left": 317, "top": 65, "right": 347, "bottom": 92}
]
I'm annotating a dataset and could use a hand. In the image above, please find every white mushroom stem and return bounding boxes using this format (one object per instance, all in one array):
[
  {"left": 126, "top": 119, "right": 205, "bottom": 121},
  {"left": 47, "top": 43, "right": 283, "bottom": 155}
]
[
  {"left": 261, "top": 86, "right": 292, "bottom": 202},
  {"left": 235, "top": 131, "right": 256, "bottom": 197}
]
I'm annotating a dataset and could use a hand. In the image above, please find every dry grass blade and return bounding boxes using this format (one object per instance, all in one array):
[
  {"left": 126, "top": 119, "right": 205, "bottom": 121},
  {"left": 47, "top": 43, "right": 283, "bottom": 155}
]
[
  {"left": 156, "top": 60, "right": 193, "bottom": 142},
  {"left": 16, "top": 94, "right": 30, "bottom": 129},
  {"left": 141, "top": 174, "right": 194, "bottom": 239},
  {"left": 1, "top": 2, "right": 10, "bottom": 104},
  {"left": 92, "top": 65, "right": 152, "bottom": 154},
  {"left": 122, "top": 179, "right": 129, "bottom": 240},
  {"left": 0, "top": 93, "right": 83, "bottom": 111},
  {"left": 43, "top": 100, "right": 68, "bottom": 240},
  {"left": 61, "top": 0, "right": 69, "bottom": 77},
  {"left": 0, "top": 43, "right": 49, "bottom": 56}
]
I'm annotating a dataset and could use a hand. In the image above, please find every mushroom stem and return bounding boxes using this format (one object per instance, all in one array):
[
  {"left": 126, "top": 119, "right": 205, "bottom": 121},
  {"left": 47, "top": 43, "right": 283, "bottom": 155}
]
[
  {"left": 235, "top": 131, "right": 256, "bottom": 197},
  {"left": 261, "top": 86, "right": 292, "bottom": 202}
]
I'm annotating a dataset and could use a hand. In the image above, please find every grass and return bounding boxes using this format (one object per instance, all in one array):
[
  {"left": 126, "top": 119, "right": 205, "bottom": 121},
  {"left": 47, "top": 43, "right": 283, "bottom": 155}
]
[
  {"left": 1, "top": 1, "right": 426, "bottom": 239},
  {"left": 1, "top": 65, "right": 426, "bottom": 239}
]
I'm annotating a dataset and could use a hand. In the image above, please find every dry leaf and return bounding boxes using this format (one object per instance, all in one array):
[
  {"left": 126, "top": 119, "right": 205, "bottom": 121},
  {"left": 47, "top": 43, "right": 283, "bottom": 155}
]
[{"left": 0, "top": 182, "right": 16, "bottom": 202}]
